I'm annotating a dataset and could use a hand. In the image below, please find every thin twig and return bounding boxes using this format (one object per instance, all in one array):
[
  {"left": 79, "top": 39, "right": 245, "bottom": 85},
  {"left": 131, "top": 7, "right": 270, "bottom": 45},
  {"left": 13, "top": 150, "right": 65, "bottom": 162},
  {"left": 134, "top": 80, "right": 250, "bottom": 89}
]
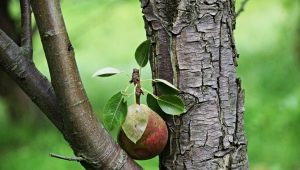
[
  {"left": 49, "top": 153, "right": 84, "bottom": 162},
  {"left": 236, "top": 0, "right": 249, "bottom": 17},
  {"left": 20, "top": 0, "right": 32, "bottom": 57}
]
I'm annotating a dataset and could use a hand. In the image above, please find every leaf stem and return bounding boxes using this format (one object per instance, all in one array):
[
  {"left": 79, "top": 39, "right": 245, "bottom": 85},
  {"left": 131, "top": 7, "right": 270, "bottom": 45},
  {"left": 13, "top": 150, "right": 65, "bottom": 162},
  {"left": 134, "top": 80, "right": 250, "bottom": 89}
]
[
  {"left": 141, "top": 88, "right": 158, "bottom": 99},
  {"left": 139, "top": 67, "right": 142, "bottom": 76},
  {"left": 123, "top": 83, "right": 132, "bottom": 93},
  {"left": 121, "top": 91, "right": 134, "bottom": 97}
]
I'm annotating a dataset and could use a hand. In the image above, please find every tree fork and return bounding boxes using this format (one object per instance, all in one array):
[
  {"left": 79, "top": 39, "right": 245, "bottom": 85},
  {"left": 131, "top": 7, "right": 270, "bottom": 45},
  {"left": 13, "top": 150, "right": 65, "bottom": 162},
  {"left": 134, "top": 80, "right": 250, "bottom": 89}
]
[
  {"left": 30, "top": 0, "right": 141, "bottom": 169},
  {"left": 0, "top": 0, "right": 141, "bottom": 169}
]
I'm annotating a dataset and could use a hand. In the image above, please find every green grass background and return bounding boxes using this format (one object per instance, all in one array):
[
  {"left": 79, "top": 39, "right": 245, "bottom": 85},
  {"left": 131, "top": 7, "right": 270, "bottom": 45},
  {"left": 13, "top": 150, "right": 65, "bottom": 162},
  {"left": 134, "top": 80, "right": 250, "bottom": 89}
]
[{"left": 0, "top": 0, "right": 299, "bottom": 169}]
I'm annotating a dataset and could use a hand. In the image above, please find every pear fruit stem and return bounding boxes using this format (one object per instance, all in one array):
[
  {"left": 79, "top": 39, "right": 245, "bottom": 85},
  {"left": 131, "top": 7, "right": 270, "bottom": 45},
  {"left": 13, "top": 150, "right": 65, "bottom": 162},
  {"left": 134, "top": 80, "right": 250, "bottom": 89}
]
[{"left": 130, "top": 68, "right": 143, "bottom": 105}]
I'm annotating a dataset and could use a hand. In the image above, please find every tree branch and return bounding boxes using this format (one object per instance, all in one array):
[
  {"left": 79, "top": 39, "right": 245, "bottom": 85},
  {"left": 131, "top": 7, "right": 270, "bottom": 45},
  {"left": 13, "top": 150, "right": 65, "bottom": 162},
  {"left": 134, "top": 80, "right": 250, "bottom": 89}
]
[
  {"left": 20, "top": 0, "right": 32, "bottom": 57},
  {"left": 0, "top": 29, "right": 63, "bottom": 131},
  {"left": 0, "top": 1, "right": 140, "bottom": 169},
  {"left": 236, "top": 0, "right": 249, "bottom": 17},
  {"left": 30, "top": 0, "right": 141, "bottom": 169}
]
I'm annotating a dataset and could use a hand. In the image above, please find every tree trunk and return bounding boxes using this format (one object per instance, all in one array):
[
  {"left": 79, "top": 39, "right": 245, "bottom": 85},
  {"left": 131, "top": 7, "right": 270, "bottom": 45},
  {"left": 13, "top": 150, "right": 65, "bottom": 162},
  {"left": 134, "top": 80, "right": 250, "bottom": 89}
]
[{"left": 141, "top": 0, "right": 249, "bottom": 169}]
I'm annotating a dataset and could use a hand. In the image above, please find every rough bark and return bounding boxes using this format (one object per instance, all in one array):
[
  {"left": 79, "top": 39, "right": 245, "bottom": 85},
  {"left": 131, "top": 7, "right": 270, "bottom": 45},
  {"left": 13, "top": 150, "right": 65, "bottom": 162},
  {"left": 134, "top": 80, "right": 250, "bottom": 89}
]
[
  {"left": 141, "top": 0, "right": 248, "bottom": 169},
  {"left": 30, "top": 0, "right": 141, "bottom": 169}
]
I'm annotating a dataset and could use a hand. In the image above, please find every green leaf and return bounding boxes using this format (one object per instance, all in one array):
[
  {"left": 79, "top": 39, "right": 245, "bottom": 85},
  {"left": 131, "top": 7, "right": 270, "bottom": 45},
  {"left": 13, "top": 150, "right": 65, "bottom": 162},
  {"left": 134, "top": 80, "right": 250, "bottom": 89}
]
[
  {"left": 146, "top": 93, "right": 164, "bottom": 116},
  {"left": 153, "top": 79, "right": 180, "bottom": 95},
  {"left": 157, "top": 95, "right": 185, "bottom": 115},
  {"left": 135, "top": 39, "right": 151, "bottom": 67},
  {"left": 93, "top": 67, "right": 121, "bottom": 77},
  {"left": 103, "top": 92, "right": 127, "bottom": 131},
  {"left": 122, "top": 104, "right": 149, "bottom": 143}
]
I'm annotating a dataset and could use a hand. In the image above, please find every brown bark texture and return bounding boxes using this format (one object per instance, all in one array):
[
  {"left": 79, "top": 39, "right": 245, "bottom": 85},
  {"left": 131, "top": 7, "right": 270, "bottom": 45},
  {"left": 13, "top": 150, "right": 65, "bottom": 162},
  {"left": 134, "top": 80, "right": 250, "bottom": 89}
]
[
  {"left": 29, "top": 0, "right": 141, "bottom": 169},
  {"left": 0, "top": 0, "right": 141, "bottom": 169},
  {"left": 141, "top": 0, "right": 249, "bottom": 169}
]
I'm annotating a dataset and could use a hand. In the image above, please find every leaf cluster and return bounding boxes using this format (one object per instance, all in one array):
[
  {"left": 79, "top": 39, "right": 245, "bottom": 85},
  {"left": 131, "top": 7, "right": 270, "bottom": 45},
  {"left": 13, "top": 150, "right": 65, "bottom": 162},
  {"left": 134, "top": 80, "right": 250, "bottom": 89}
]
[{"left": 93, "top": 40, "right": 185, "bottom": 142}]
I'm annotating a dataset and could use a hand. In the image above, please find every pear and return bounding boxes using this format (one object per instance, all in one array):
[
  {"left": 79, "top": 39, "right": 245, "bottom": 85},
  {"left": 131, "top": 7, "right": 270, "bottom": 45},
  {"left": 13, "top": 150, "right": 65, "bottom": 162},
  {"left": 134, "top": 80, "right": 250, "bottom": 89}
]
[{"left": 118, "top": 104, "right": 168, "bottom": 160}]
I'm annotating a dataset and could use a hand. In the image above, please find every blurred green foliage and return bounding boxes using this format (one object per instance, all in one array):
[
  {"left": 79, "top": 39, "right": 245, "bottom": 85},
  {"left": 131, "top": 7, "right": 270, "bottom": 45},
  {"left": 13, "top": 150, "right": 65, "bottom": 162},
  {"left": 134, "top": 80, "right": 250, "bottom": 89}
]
[
  {"left": 236, "top": 0, "right": 300, "bottom": 169},
  {"left": 0, "top": 0, "right": 299, "bottom": 169}
]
